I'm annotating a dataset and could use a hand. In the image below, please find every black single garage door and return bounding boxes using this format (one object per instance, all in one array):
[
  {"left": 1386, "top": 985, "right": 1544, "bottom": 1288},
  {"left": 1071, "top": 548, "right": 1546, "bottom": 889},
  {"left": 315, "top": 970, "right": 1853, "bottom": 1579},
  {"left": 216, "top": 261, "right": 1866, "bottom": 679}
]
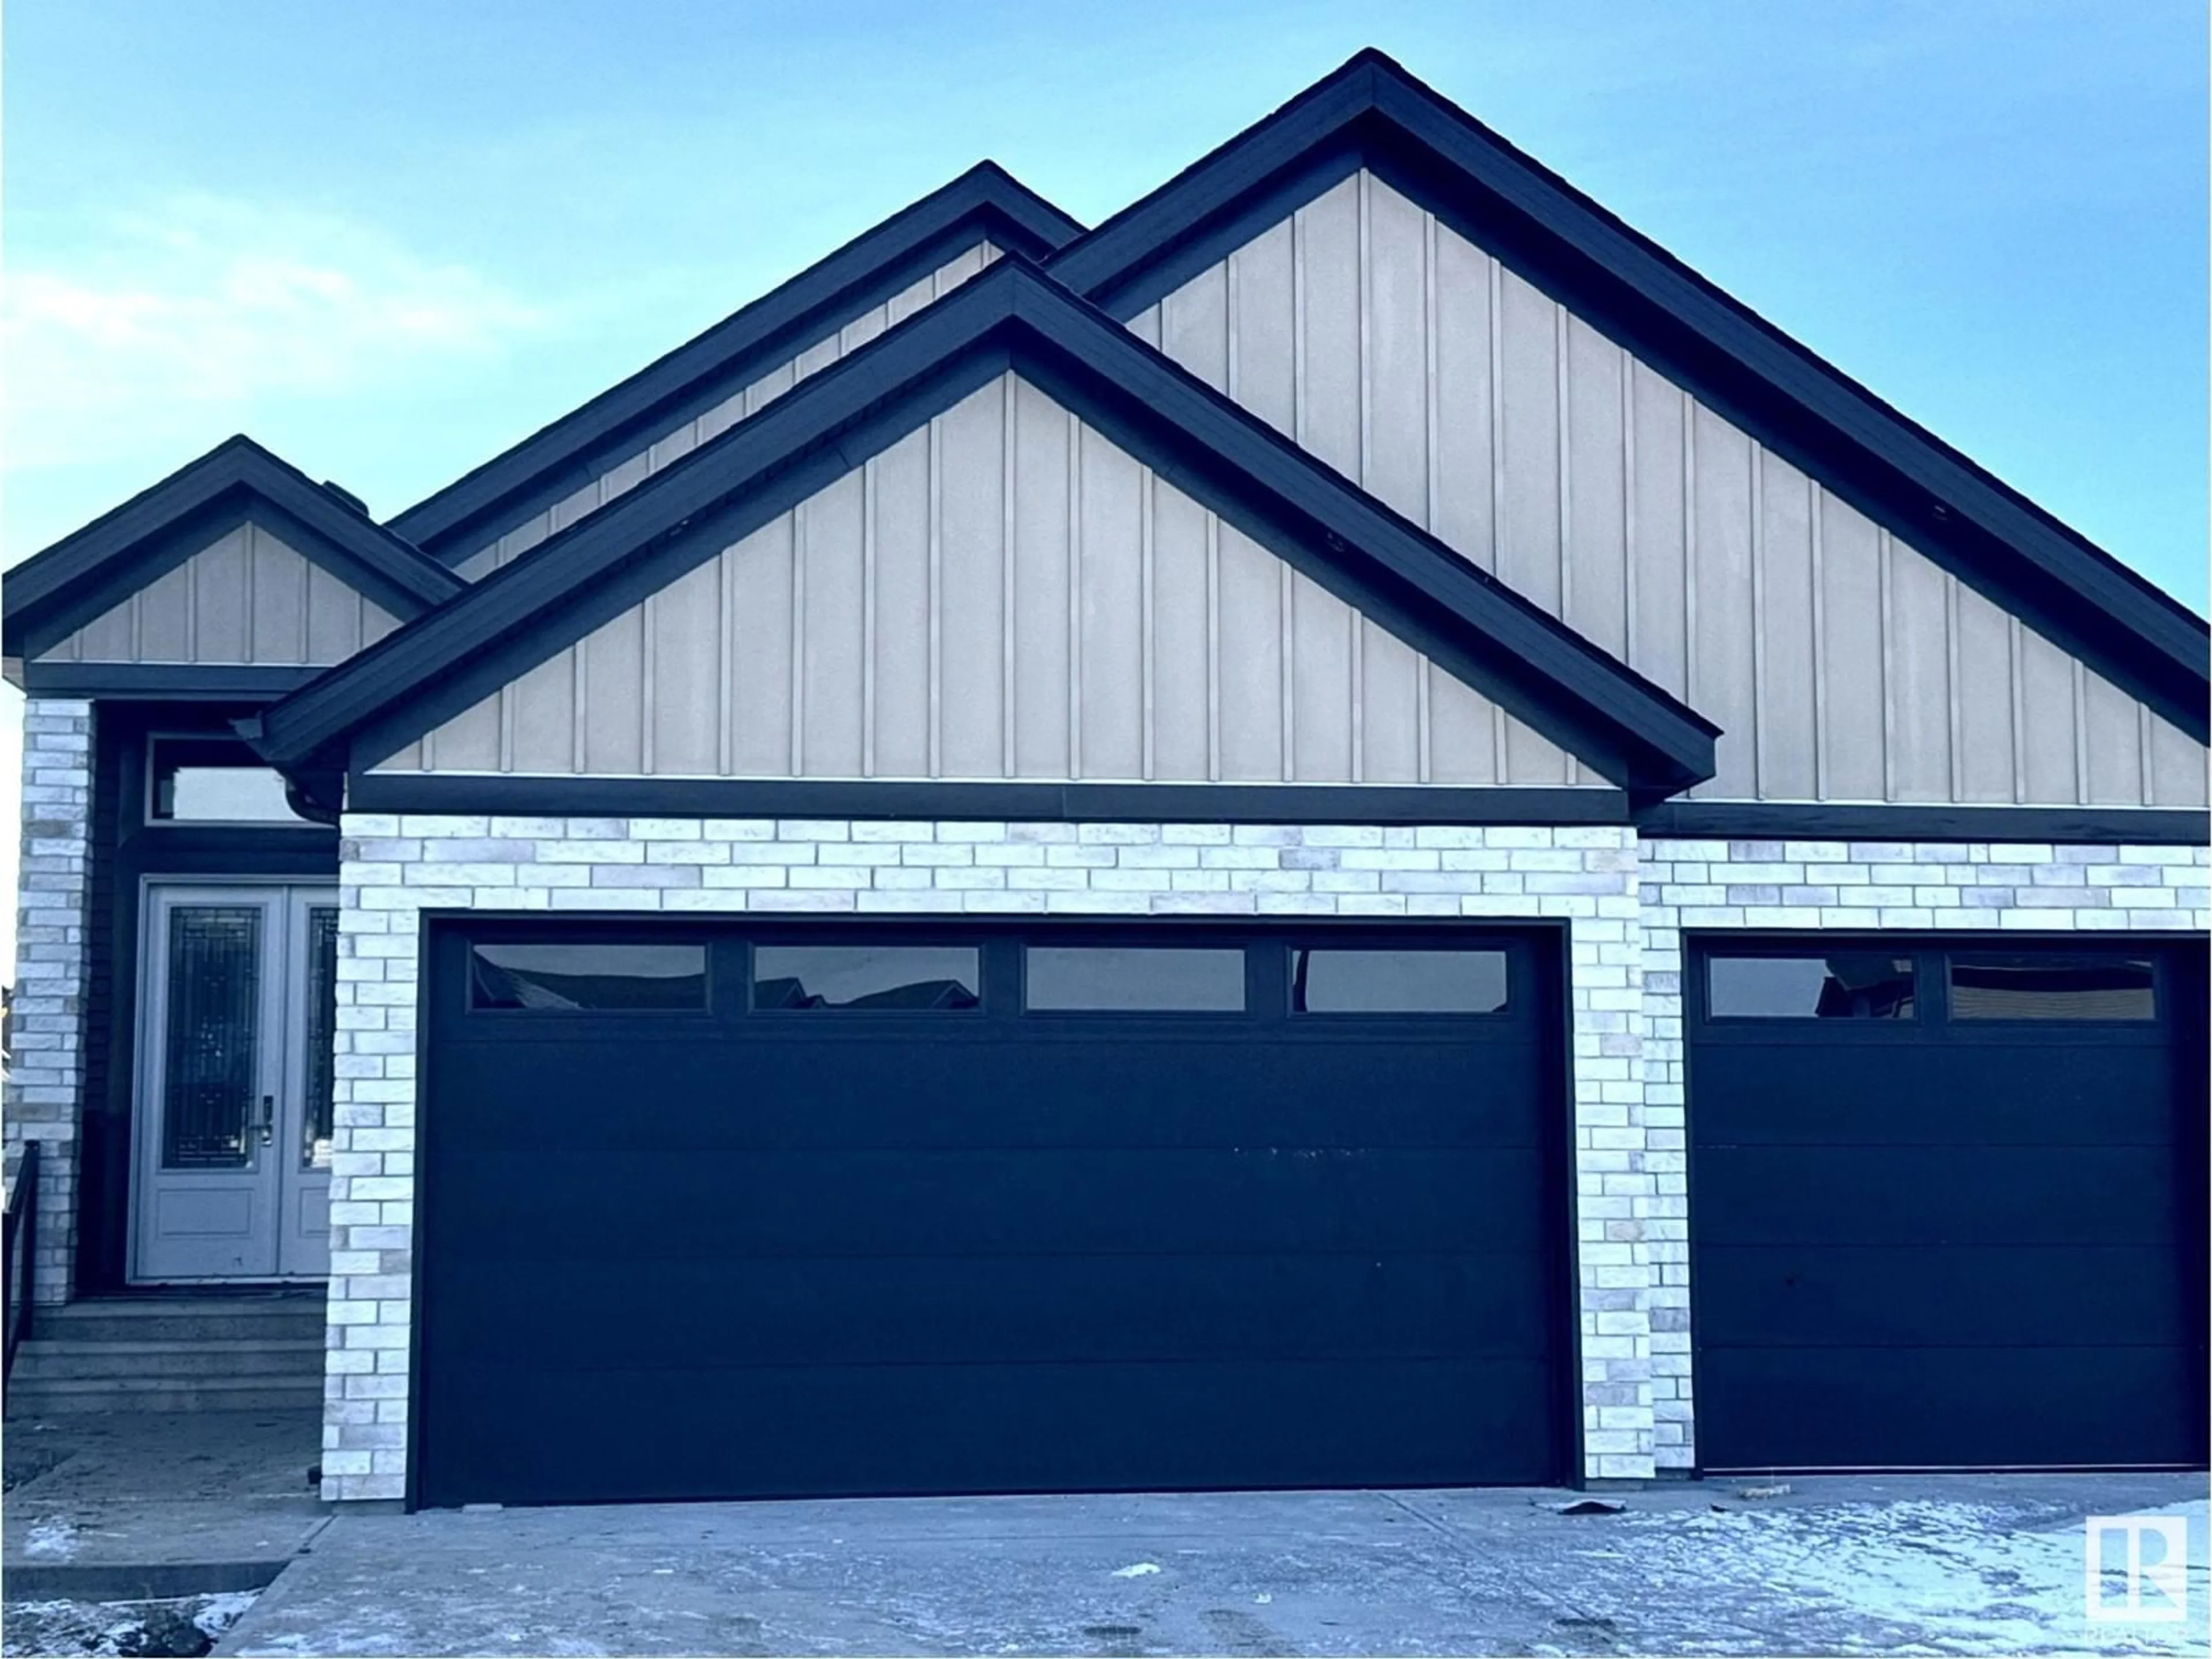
[
  {"left": 1689, "top": 937, "right": 2209, "bottom": 1472},
  {"left": 416, "top": 923, "right": 1570, "bottom": 1507}
]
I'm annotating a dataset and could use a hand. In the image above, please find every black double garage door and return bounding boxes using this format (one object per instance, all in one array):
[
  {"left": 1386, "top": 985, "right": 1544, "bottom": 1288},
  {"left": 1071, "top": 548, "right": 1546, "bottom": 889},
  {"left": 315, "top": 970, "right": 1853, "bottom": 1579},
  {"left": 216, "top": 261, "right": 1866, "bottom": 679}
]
[{"left": 416, "top": 924, "right": 1575, "bottom": 1508}]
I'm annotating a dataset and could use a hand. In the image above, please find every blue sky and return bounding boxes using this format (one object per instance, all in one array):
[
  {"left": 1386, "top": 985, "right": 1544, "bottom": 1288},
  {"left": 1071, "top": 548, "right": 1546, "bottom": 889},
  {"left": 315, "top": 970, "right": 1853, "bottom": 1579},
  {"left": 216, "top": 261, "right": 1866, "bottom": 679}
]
[
  {"left": 0, "top": 2, "right": 2204, "bottom": 964},
  {"left": 5, "top": 0, "right": 2205, "bottom": 600}
]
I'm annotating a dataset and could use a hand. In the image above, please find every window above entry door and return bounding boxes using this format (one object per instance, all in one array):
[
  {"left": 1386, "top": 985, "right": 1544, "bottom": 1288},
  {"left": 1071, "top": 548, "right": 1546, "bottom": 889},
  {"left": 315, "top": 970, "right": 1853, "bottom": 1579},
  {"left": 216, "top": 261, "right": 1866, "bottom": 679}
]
[{"left": 147, "top": 736, "right": 319, "bottom": 827}]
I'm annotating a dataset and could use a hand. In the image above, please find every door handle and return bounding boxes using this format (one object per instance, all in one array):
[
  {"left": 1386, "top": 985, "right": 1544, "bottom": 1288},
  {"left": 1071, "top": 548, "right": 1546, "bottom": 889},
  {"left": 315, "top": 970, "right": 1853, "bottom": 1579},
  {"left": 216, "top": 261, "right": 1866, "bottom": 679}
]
[{"left": 258, "top": 1094, "right": 276, "bottom": 1149}]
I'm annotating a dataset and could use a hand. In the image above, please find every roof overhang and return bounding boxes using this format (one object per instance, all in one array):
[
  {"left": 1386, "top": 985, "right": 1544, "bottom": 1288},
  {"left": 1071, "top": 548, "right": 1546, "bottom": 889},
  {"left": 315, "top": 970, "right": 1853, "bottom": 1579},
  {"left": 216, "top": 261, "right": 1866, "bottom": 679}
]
[
  {"left": 384, "top": 162, "right": 1086, "bottom": 566},
  {"left": 1047, "top": 50, "right": 2210, "bottom": 745},
  {"left": 2, "top": 435, "right": 463, "bottom": 669},
  {"left": 246, "top": 257, "right": 1718, "bottom": 801}
]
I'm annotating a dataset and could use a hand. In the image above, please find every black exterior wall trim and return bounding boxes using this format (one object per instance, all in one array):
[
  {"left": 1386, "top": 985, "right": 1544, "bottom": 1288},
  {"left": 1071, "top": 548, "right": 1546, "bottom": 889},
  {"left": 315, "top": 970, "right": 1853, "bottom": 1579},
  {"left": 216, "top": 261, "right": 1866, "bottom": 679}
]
[
  {"left": 1047, "top": 50, "right": 2210, "bottom": 745},
  {"left": 21, "top": 664, "right": 329, "bottom": 700},
  {"left": 1638, "top": 802, "right": 2212, "bottom": 846},
  {"left": 1, "top": 436, "right": 464, "bottom": 662},
  {"left": 346, "top": 772, "right": 1632, "bottom": 827},
  {"left": 249, "top": 257, "right": 1717, "bottom": 798},
  {"left": 385, "top": 162, "right": 1086, "bottom": 565}
]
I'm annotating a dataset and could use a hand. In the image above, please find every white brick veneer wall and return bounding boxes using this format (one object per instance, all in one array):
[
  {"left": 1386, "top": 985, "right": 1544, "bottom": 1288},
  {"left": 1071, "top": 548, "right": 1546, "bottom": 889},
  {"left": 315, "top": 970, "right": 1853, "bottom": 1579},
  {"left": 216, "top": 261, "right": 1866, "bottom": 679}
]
[
  {"left": 322, "top": 815, "right": 1658, "bottom": 1500},
  {"left": 1637, "top": 835, "right": 2211, "bottom": 1470},
  {"left": 320, "top": 815, "right": 2210, "bottom": 1501},
  {"left": 4, "top": 698, "right": 94, "bottom": 1306}
]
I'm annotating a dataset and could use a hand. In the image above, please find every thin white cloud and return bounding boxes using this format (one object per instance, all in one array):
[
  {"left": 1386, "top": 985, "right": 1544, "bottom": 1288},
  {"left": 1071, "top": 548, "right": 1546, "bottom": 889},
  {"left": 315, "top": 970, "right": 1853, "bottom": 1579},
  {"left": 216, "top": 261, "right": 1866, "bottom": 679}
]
[{"left": 2, "top": 195, "right": 548, "bottom": 472}]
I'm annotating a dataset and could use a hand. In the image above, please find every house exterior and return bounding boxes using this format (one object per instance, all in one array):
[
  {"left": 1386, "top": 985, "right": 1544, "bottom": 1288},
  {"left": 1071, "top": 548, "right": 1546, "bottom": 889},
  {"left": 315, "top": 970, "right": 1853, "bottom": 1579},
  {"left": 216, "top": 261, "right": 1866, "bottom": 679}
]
[{"left": 4, "top": 52, "right": 2205, "bottom": 1509}]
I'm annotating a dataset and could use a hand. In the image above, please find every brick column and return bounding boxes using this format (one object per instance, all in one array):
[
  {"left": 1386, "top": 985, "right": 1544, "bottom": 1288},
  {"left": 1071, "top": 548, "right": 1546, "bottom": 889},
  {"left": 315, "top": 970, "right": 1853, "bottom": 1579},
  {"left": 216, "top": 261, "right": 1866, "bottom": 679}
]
[{"left": 4, "top": 698, "right": 94, "bottom": 1306}]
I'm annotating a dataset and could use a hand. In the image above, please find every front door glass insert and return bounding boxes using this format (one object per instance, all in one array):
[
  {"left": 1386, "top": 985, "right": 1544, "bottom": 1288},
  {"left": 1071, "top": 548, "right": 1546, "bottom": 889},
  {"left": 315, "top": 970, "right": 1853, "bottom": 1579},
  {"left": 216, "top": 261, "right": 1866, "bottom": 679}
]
[
  {"left": 302, "top": 906, "right": 340, "bottom": 1171},
  {"left": 160, "top": 906, "right": 263, "bottom": 1169}
]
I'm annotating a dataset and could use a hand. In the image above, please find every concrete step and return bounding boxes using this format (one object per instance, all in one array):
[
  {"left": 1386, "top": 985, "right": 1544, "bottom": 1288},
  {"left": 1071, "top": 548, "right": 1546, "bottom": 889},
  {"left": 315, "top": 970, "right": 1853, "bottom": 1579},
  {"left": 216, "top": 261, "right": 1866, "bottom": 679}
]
[
  {"left": 34, "top": 1297, "right": 327, "bottom": 1346},
  {"left": 10, "top": 1338, "right": 327, "bottom": 1382},
  {"left": 3, "top": 1373, "right": 325, "bottom": 1415}
]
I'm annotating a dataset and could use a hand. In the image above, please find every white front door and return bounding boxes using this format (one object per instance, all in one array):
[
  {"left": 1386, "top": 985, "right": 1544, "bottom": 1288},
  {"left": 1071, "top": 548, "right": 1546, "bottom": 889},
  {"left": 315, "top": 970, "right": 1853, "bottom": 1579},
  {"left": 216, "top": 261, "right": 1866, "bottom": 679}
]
[{"left": 132, "top": 884, "right": 340, "bottom": 1282}]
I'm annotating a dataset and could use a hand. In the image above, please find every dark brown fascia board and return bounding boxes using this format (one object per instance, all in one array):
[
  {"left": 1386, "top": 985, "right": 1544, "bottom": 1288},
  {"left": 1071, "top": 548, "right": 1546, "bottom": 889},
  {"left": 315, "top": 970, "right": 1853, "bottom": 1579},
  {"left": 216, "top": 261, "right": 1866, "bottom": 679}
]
[
  {"left": 1046, "top": 48, "right": 2210, "bottom": 745},
  {"left": 384, "top": 161, "right": 1086, "bottom": 563},
  {"left": 245, "top": 256, "right": 1716, "bottom": 800},
  {"left": 1, "top": 435, "right": 463, "bottom": 661}
]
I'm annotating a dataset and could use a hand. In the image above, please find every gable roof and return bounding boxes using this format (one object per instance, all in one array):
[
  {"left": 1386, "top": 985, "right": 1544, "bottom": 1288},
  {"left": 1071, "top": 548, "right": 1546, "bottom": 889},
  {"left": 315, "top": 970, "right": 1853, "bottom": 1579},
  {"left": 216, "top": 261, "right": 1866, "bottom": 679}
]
[
  {"left": 1046, "top": 49, "right": 2209, "bottom": 746},
  {"left": 245, "top": 256, "right": 1717, "bottom": 799},
  {"left": 385, "top": 161, "right": 1086, "bottom": 566},
  {"left": 2, "top": 434, "right": 464, "bottom": 664}
]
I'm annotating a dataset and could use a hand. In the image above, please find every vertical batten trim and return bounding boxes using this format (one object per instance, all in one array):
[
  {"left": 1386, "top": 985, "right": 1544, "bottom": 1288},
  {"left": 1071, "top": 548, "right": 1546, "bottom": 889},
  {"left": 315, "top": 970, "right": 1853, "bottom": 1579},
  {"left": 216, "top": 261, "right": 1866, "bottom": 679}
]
[
  {"left": 1419, "top": 210, "right": 1440, "bottom": 786},
  {"left": 1808, "top": 482, "right": 1828, "bottom": 801},
  {"left": 242, "top": 525, "right": 258, "bottom": 666},
  {"left": 2070, "top": 658, "right": 2089, "bottom": 805},
  {"left": 2007, "top": 615, "right": 2026, "bottom": 805},
  {"left": 790, "top": 503, "right": 809, "bottom": 777},
  {"left": 1486, "top": 255, "right": 1508, "bottom": 775},
  {"left": 1067, "top": 412, "right": 1084, "bottom": 779},
  {"left": 1346, "top": 182, "right": 1372, "bottom": 783},
  {"left": 862, "top": 458, "right": 878, "bottom": 778},
  {"left": 639, "top": 594, "right": 657, "bottom": 776},
  {"left": 1349, "top": 605, "right": 1365, "bottom": 783},
  {"left": 1877, "top": 530, "right": 1896, "bottom": 802},
  {"left": 1280, "top": 565, "right": 1297, "bottom": 783},
  {"left": 184, "top": 547, "right": 200, "bottom": 663},
  {"left": 1681, "top": 391, "right": 1699, "bottom": 792},
  {"left": 1205, "top": 514, "right": 1222, "bottom": 782},
  {"left": 296, "top": 537, "right": 312, "bottom": 666},
  {"left": 1291, "top": 202, "right": 1309, "bottom": 450},
  {"left": 2138, "top": 702, "right": 2156, "bottom": 808},
  {"left": 1140, "top": 469, "right": 1157, "bottom": 782},
  {"left": 1622, "top": 362, "right": 1638, "bottom": 680},
  {"left": 1943, "top": 573, "right": 1963, "bottom": 801},
  {"left": 1555, "top": 306, "right": 1571, "bottom": 631},
  {"left": 926, "top": 415, "right": 943, "bottom": 779},
  {"left": 498, "top": 675, "right": 516, "bottom": 775},
  {"left": 130, "top": 587, "right": 145, "bottom": 664},
  {"left": 1422, "top": 210, "right": 1441, "bottom": 534},
  {"left": 717, "top": 546, "right": 735, "bottom": 778},
  {"left": 1415, "top": 651, "right": 1432, "bottom": 784},
  {"left": 1747, "top": 449, "right": 1766, "bottom": 801},
  {"left": 1357, "top": 169, "right": 1373, "bottom": 490},
  {"left": 567, "top": 642, "right": 585, "bottom": 775},
  {"left": 1001, "top": 376, "right": 1018, "bottom": 779},
  {"left": 1225, "top": 245, "right": 1241, "bottom": 400}
]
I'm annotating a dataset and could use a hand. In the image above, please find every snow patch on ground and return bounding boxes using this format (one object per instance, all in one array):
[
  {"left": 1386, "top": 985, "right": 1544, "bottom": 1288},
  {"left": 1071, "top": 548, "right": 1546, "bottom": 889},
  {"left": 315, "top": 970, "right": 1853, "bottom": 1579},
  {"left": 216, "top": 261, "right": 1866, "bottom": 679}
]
[
  {"left": 1618, "top": 1494, "right": 2210, "bottom": 1656},
  {"left": 21, "top": 1519, "right": 79, "bottom": 1560},
  {"left": 1, "top": 1589, "right": 259, "bottom": 1658}
]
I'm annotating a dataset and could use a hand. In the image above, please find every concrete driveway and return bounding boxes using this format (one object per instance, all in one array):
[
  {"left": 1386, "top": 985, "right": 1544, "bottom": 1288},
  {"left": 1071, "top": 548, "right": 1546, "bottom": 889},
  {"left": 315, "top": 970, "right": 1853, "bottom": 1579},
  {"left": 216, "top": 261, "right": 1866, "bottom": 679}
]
[{"left": 214, "top": 1474, "right": 2209, "bottom": 1657}]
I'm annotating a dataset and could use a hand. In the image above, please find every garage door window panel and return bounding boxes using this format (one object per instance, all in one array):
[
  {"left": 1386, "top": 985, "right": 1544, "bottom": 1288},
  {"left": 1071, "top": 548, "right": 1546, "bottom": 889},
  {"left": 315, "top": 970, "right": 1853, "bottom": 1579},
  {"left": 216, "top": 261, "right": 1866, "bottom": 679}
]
[
  {"left": 1705, "top": 952, "right": 1916, "bottom": 1022},
  {"left": 1290, "top": 948, "right": 1511, "bottom": 1016},
  {"left": 1946, "top": 953, "right": 2158, "bottom": 1022},
  {"left": 1022, "top": 946, "right": 1248, "bottom": 1013},
  {"left": 752, "top": 945, "right": 982, "bottom": 1012},
  {"left": 469, "top": 942, "right": 709, "bottom": 1013}
]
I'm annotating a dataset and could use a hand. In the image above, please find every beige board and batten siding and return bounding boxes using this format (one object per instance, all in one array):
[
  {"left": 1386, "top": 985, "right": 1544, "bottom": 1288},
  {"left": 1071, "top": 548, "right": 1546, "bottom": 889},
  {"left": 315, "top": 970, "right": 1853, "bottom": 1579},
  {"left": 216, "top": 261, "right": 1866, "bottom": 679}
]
[
  {"left": 36, "top": 522, "right": 400, "bottom": 666},
  {"left": 1128, "top": 169, "right": 2209, "bottom": 809},
  {"left": 379, "top": 372, "right": 1589, "bottom": 787},
  {"left": 453, "top": 243, "right": 1004, "bottom": 582}
]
